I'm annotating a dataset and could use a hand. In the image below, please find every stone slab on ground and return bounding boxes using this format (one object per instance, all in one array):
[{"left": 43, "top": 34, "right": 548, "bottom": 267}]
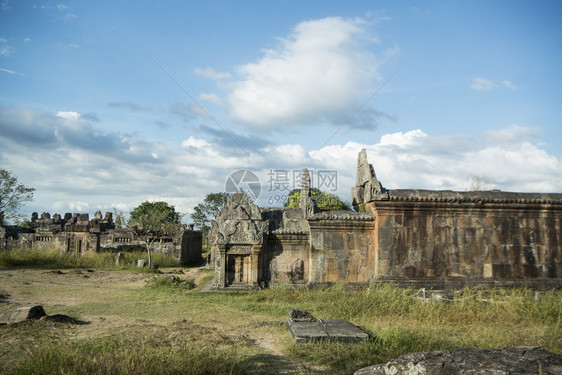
[
  {"left": 287, "top": 309, "right": 369, "bottom": 344},
  {"left": 354, "top": 346, "right": 562, "bottom": 375},
  {"left": 0, "top": 305, "right": 47, "bottom": 325}
]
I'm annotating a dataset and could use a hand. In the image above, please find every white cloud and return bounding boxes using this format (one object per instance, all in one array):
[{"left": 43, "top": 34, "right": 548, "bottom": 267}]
[
  {"left": 169, "top": 102, "right": 206, "bottom": 121},
  {"left": 69, "top": 201, "right": 89, "bottom": 211},
  {"left": 111, "top": 203, "right": 129, "bottom": 212},
  {"left": 502, "top": 80, "right": 517, "bottom": 90},
  {"left": 470, "top": 77, "right": 517, "bottom": 91},
  {"left": 1, "top": 106, "right": 560, "bottom": 220},
  {"left": 0, "top": 38, "right": 15, "bottom": 56},
  {"left": 194, "top": 66, "right": 231, "bottom": 80},
  {"left": 470, "top": 77, "right": 497, "bottom": 91},
  {"left": 0, "top": 67, "right": 24, "bottom": 76},
  {"left": 311, "top": 128, "right": 561, "bottom": 194},
  {"left": 56, "top": 111, "right": 81, "bottom": 120},
  {"left": 198, "top": 92, "right": 222, "bottom": 104},
  {"left": 108, "top": 101, "right": 150, "bottom": 112},
  {"left": 225, "top": 17, "right": 379, "bottom": 129}
]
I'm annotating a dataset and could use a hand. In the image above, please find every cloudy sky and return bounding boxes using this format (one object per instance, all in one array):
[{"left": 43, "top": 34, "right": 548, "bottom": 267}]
[{"left": 1, "top": 1, "right": 561, "bottom": 222}]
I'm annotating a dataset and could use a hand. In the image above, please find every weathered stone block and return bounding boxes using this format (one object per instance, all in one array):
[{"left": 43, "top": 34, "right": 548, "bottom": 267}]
[
  {"left": 0, "top": 305, "right": 47, "bottom": 325},
  {"left": 354, "top": 346, "right": 562, "bottom": 375},
  {"left": 287, "top": 310, "right": 369, "bottom": 344}
]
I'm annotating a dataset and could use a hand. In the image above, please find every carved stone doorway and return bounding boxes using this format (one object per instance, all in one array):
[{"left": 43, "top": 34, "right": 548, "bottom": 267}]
[{"left": 226, "top": 254, "right": 243, "bottom": 285}]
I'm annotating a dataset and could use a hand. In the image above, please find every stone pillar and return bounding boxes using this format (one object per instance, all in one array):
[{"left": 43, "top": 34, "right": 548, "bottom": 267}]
[
  {"left": 250, "top": 245, "right": 261, "bottom": 287},
  {"left": 299, "top": 168, "right": 311, "bottom": 208},
  {"left": 217, "top": 245, "right": 227, "bottom": 288},
  {"left": 235, "top": 257, "right": 242, "bottom": 283}
]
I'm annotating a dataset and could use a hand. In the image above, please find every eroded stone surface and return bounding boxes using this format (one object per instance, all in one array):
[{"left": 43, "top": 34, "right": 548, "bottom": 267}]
[
  {"left": 287, "top": 310, "right": 369, "bottom": 344},
  {"left": 0, "top": 305, "right": 46, "bottom": 325},
  {"left": 354, "top": 346, "right": 562, "bottom": 375}
]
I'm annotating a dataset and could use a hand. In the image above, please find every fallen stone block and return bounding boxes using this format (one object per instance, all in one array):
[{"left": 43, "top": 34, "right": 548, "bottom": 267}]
[
  {"left": 287, "top": 309, "right": 369, "bottom": 344},
  {"left": 0, "top": 305, "right": 47, "bottom": 325},
  {"left": 354, "top": 346, "right": 562, "bottom": 375}
]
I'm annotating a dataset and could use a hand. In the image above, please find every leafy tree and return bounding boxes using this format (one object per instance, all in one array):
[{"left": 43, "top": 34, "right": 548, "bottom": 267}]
[
  {"left": 128, "top": 201, "right": 182, "bottom": 267},
  {"left": 284, "top": 188, "right": 351, "bottom": 211},
  {"left": 191, "top": 193, "right": 229, "bottom": 241},
  {"left": 113, "top": 209, "right": 127, "bottom": 228},
  {"left": 0, "top": 169, "right": 35, "bottom": 225}
]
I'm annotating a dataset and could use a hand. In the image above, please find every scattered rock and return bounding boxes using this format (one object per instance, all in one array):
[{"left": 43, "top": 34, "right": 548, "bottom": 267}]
[
  {"left": 69, "top": 270, "right": 82, "bottom": 274},
  {"left": 0, "top": 305, "right": 89, "bottom": 326},
  {"left": 0, "top": 305, "right": 47, "bottom": 325},
  {"left": 47, "top": 270, "right": 65, "bottom": 275},
  {"left": 179, "top": 280, "right": 195, "bottom": 289},
  {"left": 354, "top": 346, "right": 562, "bottom": 375},
  {"left": 289, "top": 309, "right": 316, "bottom": 321},
  {"left": 168, "top": 275, "right": 180, "bottom": 283},
  {"left": 135, "top": 259, "right": 146, "bottom": 268}
]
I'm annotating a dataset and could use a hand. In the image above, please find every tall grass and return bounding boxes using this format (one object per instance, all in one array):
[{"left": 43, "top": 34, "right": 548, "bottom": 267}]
[
  {"left": 3, "top": 321, "right": 260, "bottom": 375},
  {"left": 0, "top": 248, "right": 179, "bottom": 269},
  {"left": 254, "top": 283, "right": 562, "bottom": 372}
]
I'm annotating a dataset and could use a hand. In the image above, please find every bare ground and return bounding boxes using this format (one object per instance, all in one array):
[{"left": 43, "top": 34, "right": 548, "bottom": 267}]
[{"left": 0, "top": 268, "right": 325, "bottom": 374}]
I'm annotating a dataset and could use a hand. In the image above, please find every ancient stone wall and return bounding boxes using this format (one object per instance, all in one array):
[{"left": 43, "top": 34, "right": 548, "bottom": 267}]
[
  {"left": 264, "top": 233, "right": 309, "bottom": 285},
  {"left": 368, "top": 191, "right": 562, "bottom": 281},
  {"left": 208, "top": 151, "right": 562, "bottom": 289},
  {"left": 308, "top": 216, "right": 375, "bottom": 283}
]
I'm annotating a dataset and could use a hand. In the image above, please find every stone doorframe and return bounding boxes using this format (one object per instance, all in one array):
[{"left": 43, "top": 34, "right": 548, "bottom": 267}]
[{"left": 216, "top": 243, "right": 262, "bottom": 288}]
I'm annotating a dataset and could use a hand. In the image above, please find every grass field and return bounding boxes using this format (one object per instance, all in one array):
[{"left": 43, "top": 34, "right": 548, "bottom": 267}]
[{"left": 1, "top": 249, "right": 561, "bottom": 374}]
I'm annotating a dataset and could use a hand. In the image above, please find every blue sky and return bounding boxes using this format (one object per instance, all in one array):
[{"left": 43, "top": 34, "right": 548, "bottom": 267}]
[{"left": 1, "top": 0, "right": 561, "bottom": 221}]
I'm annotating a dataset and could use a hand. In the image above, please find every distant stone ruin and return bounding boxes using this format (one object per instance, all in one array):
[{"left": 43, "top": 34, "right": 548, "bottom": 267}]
[
  {"left": 210, "top": 149, "right": 562, "bottom": 289},
  {"left": 0, "top": 211, "right": 202, "bottom": 264}
]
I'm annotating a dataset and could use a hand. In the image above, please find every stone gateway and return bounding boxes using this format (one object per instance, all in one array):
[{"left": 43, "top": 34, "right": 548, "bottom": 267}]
[{"left": 210, "top": 149, "right": 562, "bottom": 289}]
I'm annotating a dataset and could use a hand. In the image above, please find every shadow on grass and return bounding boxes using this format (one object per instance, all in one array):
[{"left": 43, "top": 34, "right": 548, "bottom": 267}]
[{"left": 240, "top": 352, "right": 331, "bottom": 375}]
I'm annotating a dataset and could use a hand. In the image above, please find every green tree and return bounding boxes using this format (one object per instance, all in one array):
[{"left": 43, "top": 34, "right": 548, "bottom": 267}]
[
  {"left": 128, "top": 201, "right": 181, "bottom": 267},
  {"left": 113, "top": 209, "right": 127, "bottom": 229},
  {"left": 0, "top": 169, "right": 35, "bottom": 225},
  {"left": 191, "top": 193, "right": 229, "bottom": 241},
  {"left": 284, "top": 188, "right": 351, "bottom": 211}
]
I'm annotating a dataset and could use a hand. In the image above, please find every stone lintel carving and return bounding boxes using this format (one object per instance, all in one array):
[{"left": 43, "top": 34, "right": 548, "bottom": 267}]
[
  {"left": 210, "top": 190, "right": 268, "bottom": 246},
  {"left": 352, "top": 149, "right": 388, "bottom": 209},
  {"left": 226, "top": 244, "right": 253, "bottom": 255},
  {"left": 308, "top": 211, "right": 374, "bottom": 221}
]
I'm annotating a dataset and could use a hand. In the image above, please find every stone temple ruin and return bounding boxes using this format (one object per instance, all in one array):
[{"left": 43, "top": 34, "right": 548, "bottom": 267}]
[
  {"left": 0, "top": 211, "right": 202, "bottom": 264},
  {"left": 210, "top": 149, "right": 562, "bottom": 289}
]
